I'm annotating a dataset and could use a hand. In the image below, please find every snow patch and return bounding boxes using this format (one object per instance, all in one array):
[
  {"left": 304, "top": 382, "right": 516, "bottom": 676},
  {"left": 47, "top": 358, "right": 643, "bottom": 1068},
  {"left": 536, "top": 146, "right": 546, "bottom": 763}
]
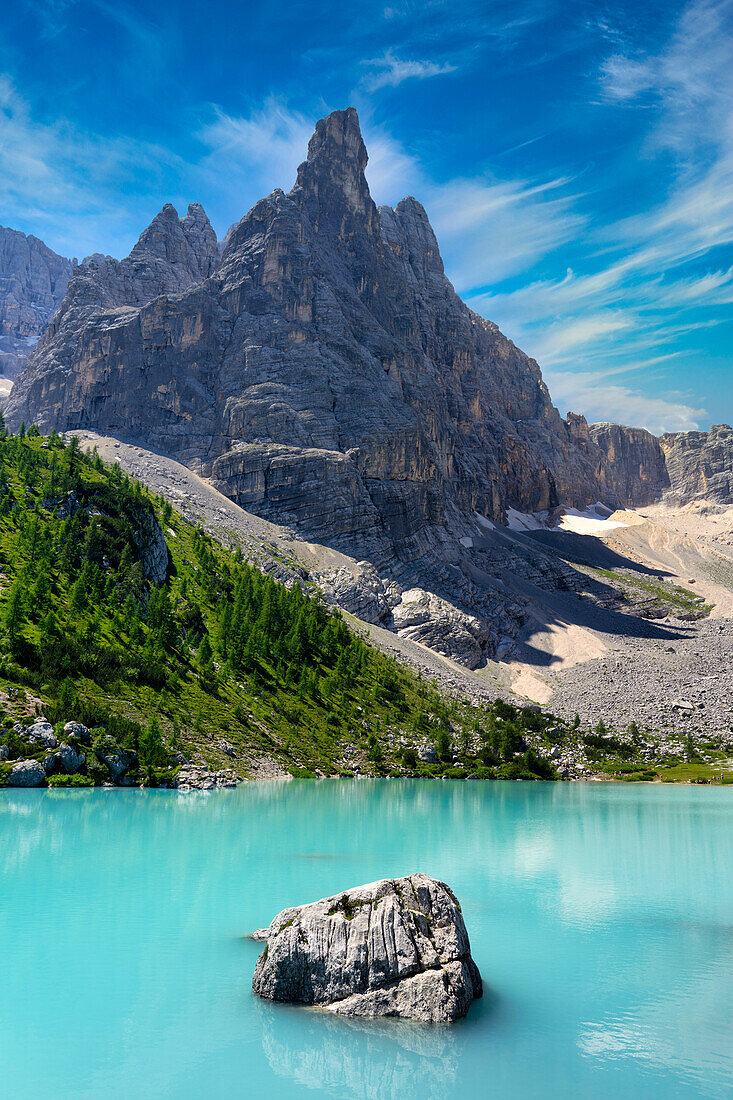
[
  {"left": 555, "top": 507, "right": 629, "bottom": 535},
  {"left": 459, "top": 536, "right": 473, "bottom": 548},
  {"left": 506, "top": 503, "right": 629, "bottom": 536},
  {"left": 506, "top": 507, "right": 545, "bottom": 531}
]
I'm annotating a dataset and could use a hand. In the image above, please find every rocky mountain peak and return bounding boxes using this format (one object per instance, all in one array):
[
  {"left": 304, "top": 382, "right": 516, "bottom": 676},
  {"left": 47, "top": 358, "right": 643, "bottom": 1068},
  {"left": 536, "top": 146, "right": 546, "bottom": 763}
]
[
  {"left": 294, "top": 107, "right": 377, "bottom": 234},
  {"left": 131, "top": 202, "right": 219, "bottom": 282},
  {"left": 305, "top": 106, "right": 367, "bottom": 173},
  {"left": 380, "top": 196, "right": 445, "bottom": 283}
]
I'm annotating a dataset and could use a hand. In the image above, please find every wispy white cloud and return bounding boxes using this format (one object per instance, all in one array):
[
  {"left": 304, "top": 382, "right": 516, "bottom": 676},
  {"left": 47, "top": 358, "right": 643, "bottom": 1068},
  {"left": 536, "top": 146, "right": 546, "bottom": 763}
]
[
  {"left": 0, "top": 74, "right": 180, "bottom": 257},
  {"left": 426, "top": 174, "right": 585, "bottom": 284},
  {"left": 543, "top": 368, "right": 707, "bottom": 434},
  {"left": 196, "top": 96, "right": 314, "bottom": 212},
  {"left": 362, "top": 50, "right": 456, "bottom": 91},
  {"left": 453, "top": 0, "right": 733, "bottom": 431},
  {"left": 599, "top": 0, "right": 733, "bottom": 157}
]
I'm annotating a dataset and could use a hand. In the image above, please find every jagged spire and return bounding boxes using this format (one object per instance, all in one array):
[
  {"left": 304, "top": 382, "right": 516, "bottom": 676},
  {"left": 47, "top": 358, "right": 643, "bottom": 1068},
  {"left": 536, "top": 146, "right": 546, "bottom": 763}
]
[
  {"left": 294, "top": 108, "right": 378, "bottom": 234},
  {"left": 129, "top": 202, "right": 218, "bottom": 280},
  {"left": 305, "top": 107, "right": 368, "bottom": 175}
]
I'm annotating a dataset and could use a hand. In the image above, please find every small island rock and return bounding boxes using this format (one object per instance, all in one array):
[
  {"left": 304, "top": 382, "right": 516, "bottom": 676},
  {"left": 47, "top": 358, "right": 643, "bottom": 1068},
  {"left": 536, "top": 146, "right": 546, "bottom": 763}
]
[{"left": 252, "top": 873, "right": 482, "bottom": 1023}]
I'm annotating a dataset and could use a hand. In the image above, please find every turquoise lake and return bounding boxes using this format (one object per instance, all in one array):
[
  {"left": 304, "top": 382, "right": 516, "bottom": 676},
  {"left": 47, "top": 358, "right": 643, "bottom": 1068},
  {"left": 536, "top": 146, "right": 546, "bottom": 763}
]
[{"left": 1, "top": 781, "right": 731, "bottom": 1099}]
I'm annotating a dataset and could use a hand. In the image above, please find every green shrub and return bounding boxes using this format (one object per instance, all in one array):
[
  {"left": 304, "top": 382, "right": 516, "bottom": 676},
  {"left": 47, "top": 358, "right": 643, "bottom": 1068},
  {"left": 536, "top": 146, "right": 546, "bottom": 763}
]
[
  {"left": 86, "top": 755, "right": 108, "bottom": 785},
  {"left": 583, "top": 732, "right": 634, "bottom": 760},
  {"left": 436, "top": 728, "right": 451, "bottom": 761},
  {"left": 47, "top": 773, "right": 93, "bottom": 787}
]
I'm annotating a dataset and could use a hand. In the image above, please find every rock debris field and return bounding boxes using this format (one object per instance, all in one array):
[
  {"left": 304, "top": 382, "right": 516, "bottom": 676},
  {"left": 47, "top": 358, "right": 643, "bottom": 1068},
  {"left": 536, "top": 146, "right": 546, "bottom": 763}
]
[{"left": 77, "top": 433, "right": 733, "bottom": 743}]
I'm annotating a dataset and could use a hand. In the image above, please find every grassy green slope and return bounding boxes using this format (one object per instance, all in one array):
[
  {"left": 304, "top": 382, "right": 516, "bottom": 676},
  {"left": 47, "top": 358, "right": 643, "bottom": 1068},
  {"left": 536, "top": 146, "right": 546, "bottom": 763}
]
[
  {"left": 0, "top": 430, "right": 728, "bottom": 787},
  {"left": 0, "top": 430, "right": 565, "bottom": 783}
]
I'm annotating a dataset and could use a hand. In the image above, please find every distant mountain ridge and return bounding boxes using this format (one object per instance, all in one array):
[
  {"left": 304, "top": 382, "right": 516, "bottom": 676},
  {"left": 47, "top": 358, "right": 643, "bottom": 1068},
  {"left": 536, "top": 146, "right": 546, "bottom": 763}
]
[{"left": 0, "top": 226, "right": 74, "bottom": 379}]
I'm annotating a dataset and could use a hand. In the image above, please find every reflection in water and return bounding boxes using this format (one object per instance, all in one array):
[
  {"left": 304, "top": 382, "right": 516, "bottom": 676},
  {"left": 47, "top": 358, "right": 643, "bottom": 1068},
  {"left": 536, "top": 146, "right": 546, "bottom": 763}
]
[
  {"left": 1, "top": 781, "right": 732, "bottom": 1099},
  {"left": 257, "top": 1001, "right": 460, "bottom": 1100},
  {"left": 578, "top": 941, "right": 733, "bottom": 1095}
]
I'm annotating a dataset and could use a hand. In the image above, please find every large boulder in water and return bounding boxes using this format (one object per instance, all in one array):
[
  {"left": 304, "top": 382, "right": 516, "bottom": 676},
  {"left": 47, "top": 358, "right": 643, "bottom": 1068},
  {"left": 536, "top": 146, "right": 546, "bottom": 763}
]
[{"left": 252, "top": 873, "right": 482, "bottom": 1023}]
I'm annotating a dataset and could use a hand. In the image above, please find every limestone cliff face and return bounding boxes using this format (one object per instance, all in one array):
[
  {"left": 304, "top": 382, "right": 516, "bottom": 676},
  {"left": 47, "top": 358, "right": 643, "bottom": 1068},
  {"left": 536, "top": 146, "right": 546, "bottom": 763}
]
[
  {"left": 587, "top": 421, "right": 733, "bottom": 507},
  {"left": 659, "top": 424, "right": 733, "bottom": 504},
  {"left": 6, "top": 108, "right": 606, "bottom": 559},
  {"left": 0, "top": 227, "right": 74, "bottom": 378},
  {"left": 588, "top": 421, "right": 670, "bottom": 506}
]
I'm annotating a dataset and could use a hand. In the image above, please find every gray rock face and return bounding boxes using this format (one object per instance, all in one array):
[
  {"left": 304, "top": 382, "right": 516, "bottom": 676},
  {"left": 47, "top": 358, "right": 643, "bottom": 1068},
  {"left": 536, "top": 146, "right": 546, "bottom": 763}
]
[
  {"left": 6, "top": 109, "right": 608, "bottom": 537},
  {"left": 0, "top": 226, "right": 74, "bottom": 378},
  {"left": 660, "top": 424, "right": 733, "bottom": 504},
  {"left": 26, "top": 718, "right": 57, "bottom": 749},
  {"left": 130, "top": 505, "right": 169, "bottom": 584},
  {"left": 252, "top": 873, "right": 482, "bottom": 1023},
  {"left": 95, "top": 745, "right": 137, "bottom": 781},
  {"left": 7, "top": 759, "right": 46, "bottom": 787},
  {"left": 390, "top": 587, "right": 489, "bottom": 669},
  {"left": 587, "top": 421, "right": 671, "bottom": 506},
  {"left": 63, "top": 721, "right": 91, "bottom": 745},
  {"left": 588, "top": 420, "right": 733, "bottom": 507},
  {"left": 54, "top": 742, "right": 86, "bottom": 774},
  {"left": 175, "top": 763, "right": 240, "bottom": 790}
]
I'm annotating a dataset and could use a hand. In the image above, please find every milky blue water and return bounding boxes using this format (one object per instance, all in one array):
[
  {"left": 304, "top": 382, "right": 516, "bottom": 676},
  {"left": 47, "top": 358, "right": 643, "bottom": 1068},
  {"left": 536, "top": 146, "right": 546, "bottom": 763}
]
[{"left": 1, "top": 781, "right": 732, "bottom": 1099}]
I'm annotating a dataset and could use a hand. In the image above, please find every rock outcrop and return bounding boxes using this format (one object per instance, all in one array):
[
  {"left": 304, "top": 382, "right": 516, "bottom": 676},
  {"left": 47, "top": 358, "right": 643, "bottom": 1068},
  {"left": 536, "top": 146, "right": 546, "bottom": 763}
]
[
  {"left": 26, "top": 718, "right": 57, "bottom": 749},
  {"left": 390, "top": 587, "right": 489, "bottom": 669},
  {"left": 252, "top": 873, "right": 482, "bottom": 1023},
  {"left": 659, "top": 424, "right": 733, "bottom": 505},
  {"left": 54, "top": 742, "right": 86, "bottom": 774},
  {"left": 588, "top": 421, "right": 733, "bottom": 506},
  {"left": 588, "top": 421, "right": 671, "bottom": 506},
  {"left": 0, "top": 226, "right": 74, "bottom": 378},
  {"left": 7, "top": 759, "right": 46, "bottom": 787}
]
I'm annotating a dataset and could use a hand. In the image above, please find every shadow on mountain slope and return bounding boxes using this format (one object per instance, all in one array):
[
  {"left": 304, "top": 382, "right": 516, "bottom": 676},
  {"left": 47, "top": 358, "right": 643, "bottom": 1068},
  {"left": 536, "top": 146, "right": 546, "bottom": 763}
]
[
  {"left": 519, "top": 529, "right": 671, "bottom": 577},
  {"left": 503, "top": 572, "right": 691, "bottom": 669}
]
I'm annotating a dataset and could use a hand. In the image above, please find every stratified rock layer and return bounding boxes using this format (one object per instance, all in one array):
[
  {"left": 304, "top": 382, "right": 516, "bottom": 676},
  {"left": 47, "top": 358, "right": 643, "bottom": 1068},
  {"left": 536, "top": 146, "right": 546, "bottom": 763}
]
[
  {"left": 252, "top": 873, "right": 482, "bottom": 1023},
  {"left": 588, "top": 421, "right": 671, "bottom": 506},
  {"left": 660, "top": 424, "right": 733, "bottom": 504}
]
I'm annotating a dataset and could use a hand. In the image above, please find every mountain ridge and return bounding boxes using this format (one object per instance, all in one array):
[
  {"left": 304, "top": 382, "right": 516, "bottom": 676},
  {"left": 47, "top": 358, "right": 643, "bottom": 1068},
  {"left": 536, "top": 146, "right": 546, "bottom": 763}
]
[
  {"left": 2, "top": 107, "right": 731, "bottom": 669},
  {"left": 0, "top": 225, "right": 75, "bottom": 380}
]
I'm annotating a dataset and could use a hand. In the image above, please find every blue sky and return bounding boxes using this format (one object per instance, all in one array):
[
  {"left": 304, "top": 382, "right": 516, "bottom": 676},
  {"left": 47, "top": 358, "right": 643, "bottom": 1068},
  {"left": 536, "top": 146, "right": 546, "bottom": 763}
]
[{"left": 1, "top": 0, "right": 732, "bottom": 432}]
